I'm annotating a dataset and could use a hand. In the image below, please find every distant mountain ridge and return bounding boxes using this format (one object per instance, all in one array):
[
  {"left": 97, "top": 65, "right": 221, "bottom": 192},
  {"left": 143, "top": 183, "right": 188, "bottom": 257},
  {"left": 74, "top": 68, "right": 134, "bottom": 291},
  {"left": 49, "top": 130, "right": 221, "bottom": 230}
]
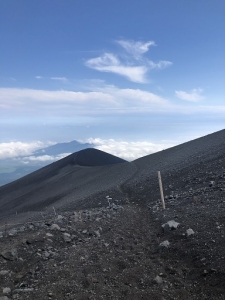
[
  {"left": 1, "top": 128, "right": 225, "bottom": 221},
  {"left": 33, "top": 140, "right": 93, "bottom": 156},
  {"left": 0, "top": 140, "right": 93, "bottom": 186},
  {"left": 0, "top": 148, "right": 129, "bottom": 217}
]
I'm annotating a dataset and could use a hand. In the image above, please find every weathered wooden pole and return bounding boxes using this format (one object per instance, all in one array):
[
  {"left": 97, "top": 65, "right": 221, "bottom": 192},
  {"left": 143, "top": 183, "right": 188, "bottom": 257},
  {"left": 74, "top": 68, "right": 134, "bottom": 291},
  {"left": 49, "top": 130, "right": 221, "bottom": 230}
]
[
  {"left": 158, "top": 171, "right": 165, "bottom": 209},
  {"left": 53, "top": 206, "right": 57, "bottom": 216}
]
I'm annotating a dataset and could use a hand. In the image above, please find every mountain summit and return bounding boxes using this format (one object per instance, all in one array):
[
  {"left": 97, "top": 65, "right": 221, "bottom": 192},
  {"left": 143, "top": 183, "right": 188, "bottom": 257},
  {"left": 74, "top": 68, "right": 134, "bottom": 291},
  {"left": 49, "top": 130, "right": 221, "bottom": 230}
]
[
  {"left": 0, "top": 148, "right": 129, "bottom": 217},
  {"left": 70, "top": 148, "right": 127, "bottom": 166}
]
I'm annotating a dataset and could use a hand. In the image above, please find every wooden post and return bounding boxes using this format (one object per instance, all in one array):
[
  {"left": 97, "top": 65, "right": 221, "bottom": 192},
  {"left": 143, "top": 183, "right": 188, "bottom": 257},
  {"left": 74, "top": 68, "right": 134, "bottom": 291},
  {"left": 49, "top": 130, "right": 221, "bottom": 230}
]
[
  {"left": 53, "top": 206, "right": 57, "bottom": 216},
  {"left": 158, "top": 171, "right": 165, "bottom": 209}
]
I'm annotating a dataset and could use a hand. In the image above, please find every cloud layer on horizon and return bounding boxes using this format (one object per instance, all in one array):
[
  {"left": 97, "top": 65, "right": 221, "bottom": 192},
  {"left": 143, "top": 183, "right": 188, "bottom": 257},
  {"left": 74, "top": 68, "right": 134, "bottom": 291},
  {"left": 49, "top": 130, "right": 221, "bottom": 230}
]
[
  {"left": 1, "top": 86, "right": 225, "bottom": 121},
  {"left": 0, "top": 138, "right": 174, "bottom": 161},
  {"left": 84, "top": 138, "right": 174, "bottom": 160},
  {"left": 0, "top": 141, "right": 54, "bottom": 159}
]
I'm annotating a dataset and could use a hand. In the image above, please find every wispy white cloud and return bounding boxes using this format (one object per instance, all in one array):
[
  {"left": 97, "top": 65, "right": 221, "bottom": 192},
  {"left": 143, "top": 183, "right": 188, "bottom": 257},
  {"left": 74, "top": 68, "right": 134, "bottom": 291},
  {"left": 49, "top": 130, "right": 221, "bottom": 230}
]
[
  {"left": 175, "top": 88, "right": 204, "bottom": 102},
  {"left": 116, "top": 40, "right": 156, "bottom": 59},
  {"left": 50, "top": 77, "right": 68, "bottom": 82},
  {"left": 0, "top": 141, "right": 54, "bottom": 160},
  {"left": 0, "top": 87, "right": 168, "bottom": 115},
  {"left": 84, "top": 138, "right": 175, "bottom": 161},
  {"left": 85, "top": 39, "right": 172, "bottom": 83},
  {"left": 1, "top": 86, "right": 224, "bottom": 119},
  {"left": 148, "top": 60, "right": 172, "bottom": 70},
  {"left": 35, "top": 76, "right": 68, "bottom": 83},
  {"left": 85, "top": 53, "right": 147, "bottom": 83}
]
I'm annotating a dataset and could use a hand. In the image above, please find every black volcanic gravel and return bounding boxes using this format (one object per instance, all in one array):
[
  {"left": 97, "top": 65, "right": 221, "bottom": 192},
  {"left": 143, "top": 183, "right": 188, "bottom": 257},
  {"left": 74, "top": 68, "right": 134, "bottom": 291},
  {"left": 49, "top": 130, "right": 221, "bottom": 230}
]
[{"left": 1, "top": 129, "right": 225, "bottom": 299}]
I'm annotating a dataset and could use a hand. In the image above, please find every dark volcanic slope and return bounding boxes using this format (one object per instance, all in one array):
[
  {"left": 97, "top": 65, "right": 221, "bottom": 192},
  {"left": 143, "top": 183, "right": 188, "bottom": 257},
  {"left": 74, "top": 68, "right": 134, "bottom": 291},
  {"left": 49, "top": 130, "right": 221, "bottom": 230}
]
[
  {"left": 0, "top": 148, "right": 131, "bottom": 220},
  {"left": 1, "top": 130, "right": 225, "bottom": 299},
  {"left": 124, "top": 128, "right": 225, "bottom": 202},
  {"left": 1, "top": 129, "right": 225, "bottom": 222}
]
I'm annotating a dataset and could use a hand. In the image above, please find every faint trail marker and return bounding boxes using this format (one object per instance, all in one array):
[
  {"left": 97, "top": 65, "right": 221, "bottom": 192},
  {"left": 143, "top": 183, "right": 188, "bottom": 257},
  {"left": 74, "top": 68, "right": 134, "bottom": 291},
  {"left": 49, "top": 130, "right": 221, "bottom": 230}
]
[
  {"left": 53, "top": 206, "right": 57, "bottom": 216},
  {"left": 158, "top": 171, "right": 165, "bottom": 209},
  {"left": 106, "top": 195, "right": 112, "bottom": 207}
]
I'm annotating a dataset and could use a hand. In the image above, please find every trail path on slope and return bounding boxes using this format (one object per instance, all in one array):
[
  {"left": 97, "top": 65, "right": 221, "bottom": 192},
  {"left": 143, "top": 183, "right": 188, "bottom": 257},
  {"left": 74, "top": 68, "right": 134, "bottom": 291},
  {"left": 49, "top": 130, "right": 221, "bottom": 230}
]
[{"left": 118, "top": 161, "right": 140, "bottom": 202}]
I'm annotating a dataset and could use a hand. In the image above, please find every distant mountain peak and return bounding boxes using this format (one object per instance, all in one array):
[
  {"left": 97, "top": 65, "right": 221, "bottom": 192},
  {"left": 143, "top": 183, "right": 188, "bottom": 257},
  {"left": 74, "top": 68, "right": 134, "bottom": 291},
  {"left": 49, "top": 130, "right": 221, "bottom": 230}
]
[{"left": 73, "top": 148, "right": 127, "bottom": 166}]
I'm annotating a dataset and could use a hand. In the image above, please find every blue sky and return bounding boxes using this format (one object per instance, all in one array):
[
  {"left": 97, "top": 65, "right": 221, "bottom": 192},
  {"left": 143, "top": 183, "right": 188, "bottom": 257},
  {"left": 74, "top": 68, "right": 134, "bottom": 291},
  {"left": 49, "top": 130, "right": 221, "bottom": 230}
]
[{"left": 0, "top": 0, "right": 225, "bottom": 160}]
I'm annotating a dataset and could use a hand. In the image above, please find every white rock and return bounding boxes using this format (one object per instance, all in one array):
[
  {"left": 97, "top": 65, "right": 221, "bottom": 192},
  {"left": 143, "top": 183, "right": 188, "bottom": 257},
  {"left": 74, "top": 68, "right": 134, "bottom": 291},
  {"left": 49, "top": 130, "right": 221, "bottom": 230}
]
[
  {"left": 63, "top": 232, "right": 71, "bottom": 237},
  {"left": 0, "top": 271, "right": 9, "bottom": 276},
  {"left": 186, "top": 228, "right": 195, "bottom": 236},
  {"left": 44, "top": 251, "right": 50, "bottom": 258},
  {"left": 57, "top": 215, "right": 63, "bottom": 220},
  {"left": 159, "top": 240, "right": 170, "bottom": 248},
  {"left": 8, "top": 228, "right": 17, "bottom": 236},
  {"left": 162, "top": 220, "right": 180, "bottom": 230},
  {"left": 46, "top": 233, "right": 53, "bottom": 237},
  {"left": 154, "top": 275, "right": 163, "bottom": 284},
  {"left": 50, "top": 224, "right": 60, "bottom": 230},
  {"left": 3, "top": 287, "right": 11, "bottom": 294},
  {"left": 94, "top": 230, "right": 101, "bottom": 238},
  {"left": 63, "top": 233, "right": 71, "bottom": 242}
]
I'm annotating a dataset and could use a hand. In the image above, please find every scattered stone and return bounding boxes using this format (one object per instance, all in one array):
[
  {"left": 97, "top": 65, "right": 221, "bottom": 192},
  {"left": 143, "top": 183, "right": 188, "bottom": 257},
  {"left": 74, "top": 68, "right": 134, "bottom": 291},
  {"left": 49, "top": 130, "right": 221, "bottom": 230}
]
[
  {"left": 186, "top": 228, "right": 195, "bottom": 236},
  {"left": 18, "top": 226, "right": 25, "bottom": 232},
  {"left": 46, "top": 233, "right": 53, "bottom": 237},
  {"left": 154, "top": 275, "right": 163, "bottom": 284},
  {"left": 0, "top": 296, "right": 10, "bottom": 300},
  {"left": 203, "top": 269, "right": 208, "bottom": 276},
  {"left": 94, "top": 230, "right": 101, "bottom": 238},
  {"left": 63, "top": 233, "right": 71, "bottom": 242},
  {"left": 3, "top": 287, "right": 11, "bottom": 294},
  {"left": 8, "top": 228, "right": 17, "bottom": 236},
  {"left": 0, "top": 270, "right": 9, "bottom": 276},
  {"left": 159, "top": 240, "right": 170, "bottom": 248},
  {"left": 50, "top": 224, "right": 60, "bottom": 230},
  {"left": 0, "top": 231, "right": 4, "bottom": 238},
  {"left": 162, "top": 220, "right": 180, "bottom": 230},
  {"left": 1, "top": 249, "right": 17, "bottom": 261},
  {"left": 44, "top": 251, "right": 50, "bottom": 258}
]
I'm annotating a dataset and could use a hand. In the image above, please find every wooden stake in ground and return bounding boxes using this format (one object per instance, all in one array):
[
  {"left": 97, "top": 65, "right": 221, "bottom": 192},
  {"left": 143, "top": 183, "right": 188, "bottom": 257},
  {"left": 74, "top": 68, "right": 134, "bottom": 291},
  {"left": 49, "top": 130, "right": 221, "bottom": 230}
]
[
  {"left": 158, "top": 171, "right": 166, "bottom": 209},
  {"left": 53, "top": 206, "right": 57, "bottom": 216}
]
